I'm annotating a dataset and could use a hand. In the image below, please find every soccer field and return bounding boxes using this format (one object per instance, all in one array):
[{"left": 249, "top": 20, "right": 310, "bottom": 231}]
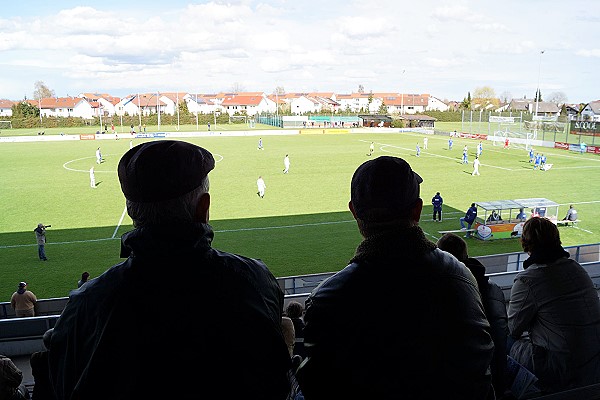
[{"left": 1, "top": 130, "right": 599, "bottom": 300}]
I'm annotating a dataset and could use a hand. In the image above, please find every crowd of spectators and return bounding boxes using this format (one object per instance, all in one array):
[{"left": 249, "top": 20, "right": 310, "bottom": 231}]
[{"left": 7, "top": 143, "right": 600, "bottom": 400}]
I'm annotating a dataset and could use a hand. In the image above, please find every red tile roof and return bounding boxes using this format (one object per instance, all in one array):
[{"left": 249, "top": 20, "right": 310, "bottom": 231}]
[{"left": 221, "top": 95, "right": 264, "bottom": 106}]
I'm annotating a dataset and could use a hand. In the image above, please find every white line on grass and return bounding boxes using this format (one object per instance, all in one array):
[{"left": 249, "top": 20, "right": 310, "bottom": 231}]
[
  {"left": 63, "top": 153, "right": 224, "bottom": 173},
  {"left": 3, "top": 202, "right": 597, "bottom": 250},
  {"left": 112, "top": 207, "right": 128, "bottom": 239},
  {"left": 216, "top": 220, "right": 354, "bottom": 232}
]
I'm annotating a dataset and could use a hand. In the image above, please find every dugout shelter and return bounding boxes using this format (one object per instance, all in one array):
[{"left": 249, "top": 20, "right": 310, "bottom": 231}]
[{"left": 470, "top": 198, "right": 559, "bottom": 241}]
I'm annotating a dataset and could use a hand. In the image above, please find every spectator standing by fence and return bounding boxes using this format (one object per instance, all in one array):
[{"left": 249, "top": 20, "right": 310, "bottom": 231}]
[{"left": 10, "top": 282, "right": 37, "bottom": 317}]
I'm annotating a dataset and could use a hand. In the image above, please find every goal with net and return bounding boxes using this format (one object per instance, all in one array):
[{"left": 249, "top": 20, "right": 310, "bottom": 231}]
[
  {"left": 0, "top": 121, "right": 13, "bottom": 131},
  {"left": 489, "top": 116, "right": 532, "bottom": 150}
]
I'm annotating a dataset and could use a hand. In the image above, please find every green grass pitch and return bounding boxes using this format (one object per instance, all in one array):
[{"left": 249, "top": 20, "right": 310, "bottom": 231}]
[{"left": 1, "top": 129, "right": 598, "bottom": 300}]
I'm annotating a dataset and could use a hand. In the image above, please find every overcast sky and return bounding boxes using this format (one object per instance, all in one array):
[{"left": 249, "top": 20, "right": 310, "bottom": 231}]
[{"left": 1, "top": 0, "right": 599, "bottom": 103}]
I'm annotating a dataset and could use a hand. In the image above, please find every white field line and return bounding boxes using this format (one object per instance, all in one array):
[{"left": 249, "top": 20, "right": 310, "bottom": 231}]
[
  {"left": 63, "top": 153, "right": 224, "bottom": 173},
  {"left": 3, "top": 202, "right": 599, "bottom": 250},
  {"left": 112, "top": 207, "right": 128, "bottom": 239},
  {"left": 362, "top": 139, "right": 600, "bottom": 172}
]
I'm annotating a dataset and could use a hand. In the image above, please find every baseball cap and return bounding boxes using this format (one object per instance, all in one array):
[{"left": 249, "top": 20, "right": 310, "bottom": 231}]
[
  {"left": 351, "top": 156, "right": 423, "bottom": 221},
  {"left": 118, "top": 140, "right": 215, "bottom": 202},
  {"left": 18, "top": 282, "right": 26, "bottom": 287}
]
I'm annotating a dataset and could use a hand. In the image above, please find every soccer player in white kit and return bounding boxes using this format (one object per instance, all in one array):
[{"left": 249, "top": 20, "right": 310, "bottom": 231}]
[
  {"left": 256, "top": 176, "right": 266, "bottom": 198},
  {"left": 472, "top": 156, "right": 481, "bottom": 176},
  {"left": 283, "top": 154, "right": 290, "bottom": 174},
  {"left": 90, "top": 167, "right": 96, "bottom": 188}
]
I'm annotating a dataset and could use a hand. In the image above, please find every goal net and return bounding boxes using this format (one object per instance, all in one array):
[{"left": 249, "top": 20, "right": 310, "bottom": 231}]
[
  {"left": 489, "top": 116, "right": 531, "bottom": 150},
  {"left": 0, "top": 121, "right": 13, "bottom": 130},
  {"left": 229, "top": 115, "right": 248, "bottom": 125}
]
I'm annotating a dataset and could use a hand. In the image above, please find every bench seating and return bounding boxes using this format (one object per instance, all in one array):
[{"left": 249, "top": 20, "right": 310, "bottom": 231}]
[
  {"left": 438, "top": 228, "right": 476, "bottom": 234},
  {"left": 556, "top": 219, "right": 581, "bottom": 226}
]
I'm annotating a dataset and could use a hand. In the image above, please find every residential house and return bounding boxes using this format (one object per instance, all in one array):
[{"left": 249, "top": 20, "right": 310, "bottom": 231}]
[
  {"left": 115, "top": 93, "right": 167, "bottom": 117},
  {"left": 220, "top": 94, "right": 275, "bottom": 116},
  {"left": 184, "top": 94, "right": 218, "bottom": 115},
  {"left": 158, "top": 92, "right": 187, "bottom": 115},
  {"left": 0, "top": 100, "right": 15, "bottom": 117},
  {"left": 509, "top": 98, "right": 534, "bottom": 112},
  {"left": 289, "top": 95, "right": 340, "bottom": 114},
  {"left": 336, "top": 93, "right": 381, "bottom": 113},
  {"left": 290, "top": 96, "right": 321, "bottom": 114},
  {"left": 426, "top": 95, "right": 450, "bottom": 112},
  {"left": 79, "top": 93, "right": 121, "bottom": 116},
  {"left": 28, "top": 97, "right": 94, "bottom": 119},
  {"left": 580, "top": 100, "right": 600, "bottom": 121},
  {"left": 527, "top": 101, "right": 560, "bottom": 118}
]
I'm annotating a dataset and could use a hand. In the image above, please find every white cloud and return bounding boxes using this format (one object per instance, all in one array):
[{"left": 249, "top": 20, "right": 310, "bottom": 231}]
[
  {"left": 0, "top": 1, "right": 599, "bottom": 103},
  {"left": 576, "top": 49, "right": 600, "bottom": 57}
]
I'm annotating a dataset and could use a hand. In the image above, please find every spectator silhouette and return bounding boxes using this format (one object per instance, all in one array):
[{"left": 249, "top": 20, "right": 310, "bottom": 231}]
[
  {"left": 29, "top": 329, "right": 54, "bottom": 400},
  {"left": 562, "top": 204, "right": 578, "bottom": 221},
  {"left": 10, "top": 282, "right": 37, "bottom": 318},
  {"left": 0, "top": 354, "right": 30, "bottom": 400},
  {"left": 286, "top": 301, "right": 306, "bottom": 359},
  {"left": 508, "top": 217, "right": 600, "bottom": 393},
  {"left": 437, "top": 232, "right": 509, "bottom": 397},
  {"left": 297, "top": 156, "right": 494, "bottom": 399},
  {"left": 46, "top": 140, "right": 290, "bottom": 400},
  {"left": 282, "top": 317, "right": 304, "bottom": 400},
  {"left": 77, "top": 272, "right": 90, "bottom": 288}
]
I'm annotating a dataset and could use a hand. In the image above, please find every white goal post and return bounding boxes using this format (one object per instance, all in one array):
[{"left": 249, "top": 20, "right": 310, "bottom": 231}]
[{"left": 489, "top": 115, "right": 531, "bottom": 150}]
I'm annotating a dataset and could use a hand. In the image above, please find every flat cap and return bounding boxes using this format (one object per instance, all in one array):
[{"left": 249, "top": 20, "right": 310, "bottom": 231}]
[
  {"left": 351, "top": 156, "right": 423, "bottom": 222},
  {"left": 118, "top": 140, "right": 215, "bottom": 202}
]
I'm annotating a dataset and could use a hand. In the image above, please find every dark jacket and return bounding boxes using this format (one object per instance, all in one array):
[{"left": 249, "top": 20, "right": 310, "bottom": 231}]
[
  {"left": 297, "top": 226, "right": 494, "bottom": 400},
  {"left": 508, "top": 250, "right": 600, "bottom": 393},
  {"left": 47, "top": 223, "right": 291, "bottom": 400},
  {"left": 432, "top": 194, "right": 443, "bottom": 209},
  {"left": 464, "top": 257, "right": 509, "bottom": 396},
  {"left": 465, "top": 206, "right": 478, "bottom": 223}
]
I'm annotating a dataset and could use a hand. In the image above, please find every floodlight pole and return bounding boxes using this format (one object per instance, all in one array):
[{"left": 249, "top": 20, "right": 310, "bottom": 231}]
[
  {"left": 137, "top": 93, "right": 142, "bottom": 130},
  {"left": 534, "top": 50, "right": 544, "bottom": 139},
  {"left": 38, "top": 98, "right": 43, "bottom": 128},
  {"left": 400, "top": 69, "right": 406, "bottom": 115},
  {"left": 534, "top": 50, "right": 544, "bottom": 119},
  {"left": 157, "top": 91, "right": 161, "bottom": 130},
  {"left": 195, "top": 93, "right": 199, "bottom": 131},
  {"left": 176, "top": 92, "right": 180, "bottom": 131}
]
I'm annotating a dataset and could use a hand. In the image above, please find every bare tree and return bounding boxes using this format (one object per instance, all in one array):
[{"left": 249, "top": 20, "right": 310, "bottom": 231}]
[
  {"left": 547, "top": 91, "right": 568, "bottom": 105},
  {"left": 33, "top": 81, "right": 55, "bottom": 100},
  {"left": 230, "top": 82, "right": 246, "bottom": 93},
  {"left": 274, "top": 86, "right": 286, "bottom": 95},
  {"left": 499, "top": 91, "right": 513, "bottom": 104},
  {"left": 358, "top": 84, "right": 365, "bottom": 94}
]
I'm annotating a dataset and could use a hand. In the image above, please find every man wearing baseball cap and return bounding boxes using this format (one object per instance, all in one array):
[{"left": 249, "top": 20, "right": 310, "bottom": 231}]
[
  {"left": 10, "top": 281, "right": 37, "bottom": 318},
  {"left": 297, "top": 156, "right": 494, "bottom": 399},
  {"left": 47, "top": 140, "right": 290, "bottom": 400}
]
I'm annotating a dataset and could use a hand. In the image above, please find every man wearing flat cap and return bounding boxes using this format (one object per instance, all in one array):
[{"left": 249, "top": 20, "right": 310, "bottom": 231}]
[
  {"left": 47, "top": 140, "right": 291, "bottom": 400},
  {"left": 297, "top": 156, "right": 495, "bottom": 400}
]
